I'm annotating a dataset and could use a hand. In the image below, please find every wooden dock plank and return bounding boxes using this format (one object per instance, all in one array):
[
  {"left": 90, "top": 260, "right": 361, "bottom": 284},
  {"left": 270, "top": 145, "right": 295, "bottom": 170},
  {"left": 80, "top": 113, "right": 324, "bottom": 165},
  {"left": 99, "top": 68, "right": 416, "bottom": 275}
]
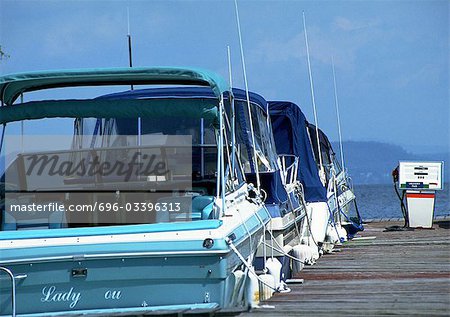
[{"left": 238, "top": 220, "right": 450, "bottom": 316}]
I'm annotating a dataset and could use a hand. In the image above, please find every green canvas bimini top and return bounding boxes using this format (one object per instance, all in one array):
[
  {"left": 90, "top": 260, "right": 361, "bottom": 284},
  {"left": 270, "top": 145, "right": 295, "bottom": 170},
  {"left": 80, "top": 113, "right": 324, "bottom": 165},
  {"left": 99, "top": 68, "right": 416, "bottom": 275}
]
[
  {"left": 0, "top": 66, "right": 230, "bottom": 106},
  {"left": 0, "top": 98, "right": 219, "bottom": 126},
  {"left": 0, "top": 67, "right": 229, "bottom": 125}
]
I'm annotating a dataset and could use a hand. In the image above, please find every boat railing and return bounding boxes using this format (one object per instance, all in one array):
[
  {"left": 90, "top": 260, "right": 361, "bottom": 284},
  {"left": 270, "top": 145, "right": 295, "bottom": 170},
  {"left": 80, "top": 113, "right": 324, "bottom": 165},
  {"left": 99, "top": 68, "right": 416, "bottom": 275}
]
[
  {"left": 278, "top": 154, "right": 299, "bottom": 187},
  {"left": 0, "top": 266, "right": 17, "bottom": 317}
]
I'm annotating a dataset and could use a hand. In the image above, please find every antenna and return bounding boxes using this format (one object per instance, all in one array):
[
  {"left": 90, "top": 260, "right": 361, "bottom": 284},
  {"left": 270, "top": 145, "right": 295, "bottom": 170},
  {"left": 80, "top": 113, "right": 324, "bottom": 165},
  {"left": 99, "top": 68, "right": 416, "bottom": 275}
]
[
  {"left": 234, "top": 0, "right": 261, "bottom": 190},
  {"left": 302, "top": 12, "right": 325, "bottom": 183},
  {"left": 332, "top": 57, "right": 345, "bottom": 172},
  {"left": 127, "top": 7, "right": 134, "bottom": 90},
  {"left": 126, "top": 7, "right": 141, "bottom": 147}
]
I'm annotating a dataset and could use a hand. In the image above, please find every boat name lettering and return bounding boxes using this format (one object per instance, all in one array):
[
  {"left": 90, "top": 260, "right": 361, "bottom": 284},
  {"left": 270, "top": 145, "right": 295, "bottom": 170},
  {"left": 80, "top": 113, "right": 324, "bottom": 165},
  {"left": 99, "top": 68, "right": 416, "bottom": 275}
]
[
  {"left": 41, "top": 286, "right": 81, "bottom": 309},
  {"left": 104, "top": 290, "right": 122, "bottom": 300}
]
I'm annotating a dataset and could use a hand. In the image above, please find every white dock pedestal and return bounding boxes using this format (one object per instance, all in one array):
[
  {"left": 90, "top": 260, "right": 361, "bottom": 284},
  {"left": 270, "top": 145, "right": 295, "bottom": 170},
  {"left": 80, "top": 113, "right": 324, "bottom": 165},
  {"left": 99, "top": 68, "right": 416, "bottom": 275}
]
[{"left": 406, "top": 191, "right": 435, "bottom": 228}]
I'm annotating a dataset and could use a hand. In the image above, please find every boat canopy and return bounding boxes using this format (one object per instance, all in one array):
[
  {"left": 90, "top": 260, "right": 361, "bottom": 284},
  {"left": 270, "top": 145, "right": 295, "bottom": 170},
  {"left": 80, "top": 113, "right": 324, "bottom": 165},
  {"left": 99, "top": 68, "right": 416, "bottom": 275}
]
[
  {"left": 268, "top": 101, "right": 327, "bottom": 203},
  {"left": 99, "top": 86, "right": 278, "bottom": 170},
  {"left": 97, "top": 87, "right": 286, "bottom": 206},
  {"left": 0, "top": 67, "right": 230, "bottom": 125},
  {"left": 99, "top": 86, "right": 267, "bottom": 113},
  {"left": 0, "top": 98, "right": 219, "bottom": 126},
  {"left": 0, "top": 67, "right": 230, "bottom": 106},
  {"left": 307, "top": 123, "right": 337, "bottom": 170}
]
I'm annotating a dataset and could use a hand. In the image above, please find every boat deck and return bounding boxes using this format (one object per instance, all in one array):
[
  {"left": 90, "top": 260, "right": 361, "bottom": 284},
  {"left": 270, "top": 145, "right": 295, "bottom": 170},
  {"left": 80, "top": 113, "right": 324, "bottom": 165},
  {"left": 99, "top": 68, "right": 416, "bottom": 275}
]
[{"left": 238, "top": 220, "right": 450, "bottom": 317}]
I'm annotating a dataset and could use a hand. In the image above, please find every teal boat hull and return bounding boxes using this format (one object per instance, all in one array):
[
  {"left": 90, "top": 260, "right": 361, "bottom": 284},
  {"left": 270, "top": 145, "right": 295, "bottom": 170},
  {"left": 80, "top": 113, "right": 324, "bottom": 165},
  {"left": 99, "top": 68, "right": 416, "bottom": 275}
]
[{"left": 0, "top": 207, "right": 269, "bottom": 316}]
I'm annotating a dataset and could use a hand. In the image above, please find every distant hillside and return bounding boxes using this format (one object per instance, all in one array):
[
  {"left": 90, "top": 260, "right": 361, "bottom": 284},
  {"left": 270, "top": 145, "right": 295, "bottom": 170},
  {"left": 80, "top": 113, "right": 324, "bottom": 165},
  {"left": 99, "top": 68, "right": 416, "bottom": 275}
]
[{"left": 332, "top": 141, "right": 449, "bottom": 185}]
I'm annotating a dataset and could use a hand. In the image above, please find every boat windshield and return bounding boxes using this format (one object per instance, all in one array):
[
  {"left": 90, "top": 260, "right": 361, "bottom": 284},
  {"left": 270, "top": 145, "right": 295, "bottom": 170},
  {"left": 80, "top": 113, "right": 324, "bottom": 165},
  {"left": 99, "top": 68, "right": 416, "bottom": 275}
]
[
  {"left": 233, "top": 99, "right": 279, "bottom": 174},
  {"left": 0, "top": 93, "right": 241, "bottom": 231}
]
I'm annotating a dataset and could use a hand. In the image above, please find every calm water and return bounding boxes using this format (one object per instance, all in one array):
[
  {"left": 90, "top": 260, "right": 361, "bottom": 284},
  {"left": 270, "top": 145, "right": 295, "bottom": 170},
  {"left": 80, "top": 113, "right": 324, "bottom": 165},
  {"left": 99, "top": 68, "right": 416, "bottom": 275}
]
[{"left": 353, "top": 183, "right": 450, "bottom": 220}]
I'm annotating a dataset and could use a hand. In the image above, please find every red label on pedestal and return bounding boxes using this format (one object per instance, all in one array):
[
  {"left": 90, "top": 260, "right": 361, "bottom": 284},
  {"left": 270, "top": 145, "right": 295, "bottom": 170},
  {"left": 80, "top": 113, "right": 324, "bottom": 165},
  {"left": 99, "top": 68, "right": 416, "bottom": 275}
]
[{"left": 406, "top": 193, "right": 435, "bottom": 199}]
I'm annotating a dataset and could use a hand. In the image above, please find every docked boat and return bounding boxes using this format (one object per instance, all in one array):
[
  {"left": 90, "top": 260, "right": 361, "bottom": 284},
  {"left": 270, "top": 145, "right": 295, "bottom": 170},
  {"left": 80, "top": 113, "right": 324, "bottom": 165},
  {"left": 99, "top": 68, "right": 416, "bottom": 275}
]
[
  {"left": 268, "top": 101, "right": 329, "bottom": 259},
  {"left": 95, "top": 86, "right": 307, "bottom": 291},
  {"left": 306, "top": 123, "right": 363, "bottom": 240},
  {"left": 230, "top": 90, "right": 307, "bottom": 288},
  {"left": 0, "top": 67, "right": 271, "bottom": 315}
]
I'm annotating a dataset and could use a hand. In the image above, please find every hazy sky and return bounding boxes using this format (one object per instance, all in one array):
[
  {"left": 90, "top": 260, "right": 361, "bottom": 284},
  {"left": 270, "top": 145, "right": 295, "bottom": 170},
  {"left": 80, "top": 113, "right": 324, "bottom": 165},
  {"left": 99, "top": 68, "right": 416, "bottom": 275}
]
[{"left": 0, "top": 0, "right": 448, "bottom": 154}]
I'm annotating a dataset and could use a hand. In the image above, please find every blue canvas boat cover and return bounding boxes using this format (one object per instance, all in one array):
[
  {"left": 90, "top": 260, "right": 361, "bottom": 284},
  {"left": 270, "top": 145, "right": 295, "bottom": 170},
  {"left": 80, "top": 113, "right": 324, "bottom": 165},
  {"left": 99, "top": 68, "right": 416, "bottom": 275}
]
[
  {"left": 99, "top": 87, "right": 267, "bottom": 113},
  {"left": 307, "top": 122, "right": 335, "bottom": 169},
  {"left": 268, "top": 101, "right": 327, "bottom": 203},
  {"left": 99, "top": 87, "right": 287, "bottom": 207}
]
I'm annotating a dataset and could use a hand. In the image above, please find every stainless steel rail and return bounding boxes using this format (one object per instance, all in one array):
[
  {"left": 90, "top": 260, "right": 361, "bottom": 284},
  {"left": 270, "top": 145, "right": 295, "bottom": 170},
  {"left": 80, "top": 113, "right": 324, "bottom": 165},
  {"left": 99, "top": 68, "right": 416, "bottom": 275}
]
[{"left": 0, "top": 266, "right": 16, "bottom": 317}]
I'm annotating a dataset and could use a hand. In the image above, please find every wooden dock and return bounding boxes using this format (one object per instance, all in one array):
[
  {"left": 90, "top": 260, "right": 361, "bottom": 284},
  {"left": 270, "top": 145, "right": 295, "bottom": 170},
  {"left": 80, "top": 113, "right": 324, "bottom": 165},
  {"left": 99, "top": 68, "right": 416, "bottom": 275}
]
[{"left": 238, "top": 220, "right": 450, "bottom": 316}]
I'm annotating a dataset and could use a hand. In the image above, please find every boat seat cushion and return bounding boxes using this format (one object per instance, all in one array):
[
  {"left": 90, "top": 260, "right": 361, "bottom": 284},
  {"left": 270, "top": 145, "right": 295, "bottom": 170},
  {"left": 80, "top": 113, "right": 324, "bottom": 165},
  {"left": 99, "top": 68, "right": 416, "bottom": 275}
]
[
  {"left": 156, "top": 196, "right": 215, "bottom": 222},
  {"left": 1, "top": 209, "right": 67, "bottom": 231},
  {"left": 192, "top": 196, "right": 214, "bottom": 220}
]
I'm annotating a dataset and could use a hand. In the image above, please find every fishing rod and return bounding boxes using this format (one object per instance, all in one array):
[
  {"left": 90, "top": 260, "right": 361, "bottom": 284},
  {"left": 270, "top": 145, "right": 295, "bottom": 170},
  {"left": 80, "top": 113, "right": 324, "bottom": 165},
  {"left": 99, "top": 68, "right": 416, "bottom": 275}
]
[
  {"left": 331, "top": 58, "right": 364, "bottom": 233},
  {"left": 227, "top": 45, "right": 237, "bottom": 183},
  {"left": 234, "top": 0, "right": 261, "bottom": 191},
  {"left": 20, "top": 94, "right": 24, "bottom": 153},
  {"left": 330, "top": 58, "right": 344, "bottom": 227},
  {"left": 331, "top": 57, "right": 345, "bottom": 173},
  {"left": 302, "top": 12, "right": 326, "bottom": 185}
]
